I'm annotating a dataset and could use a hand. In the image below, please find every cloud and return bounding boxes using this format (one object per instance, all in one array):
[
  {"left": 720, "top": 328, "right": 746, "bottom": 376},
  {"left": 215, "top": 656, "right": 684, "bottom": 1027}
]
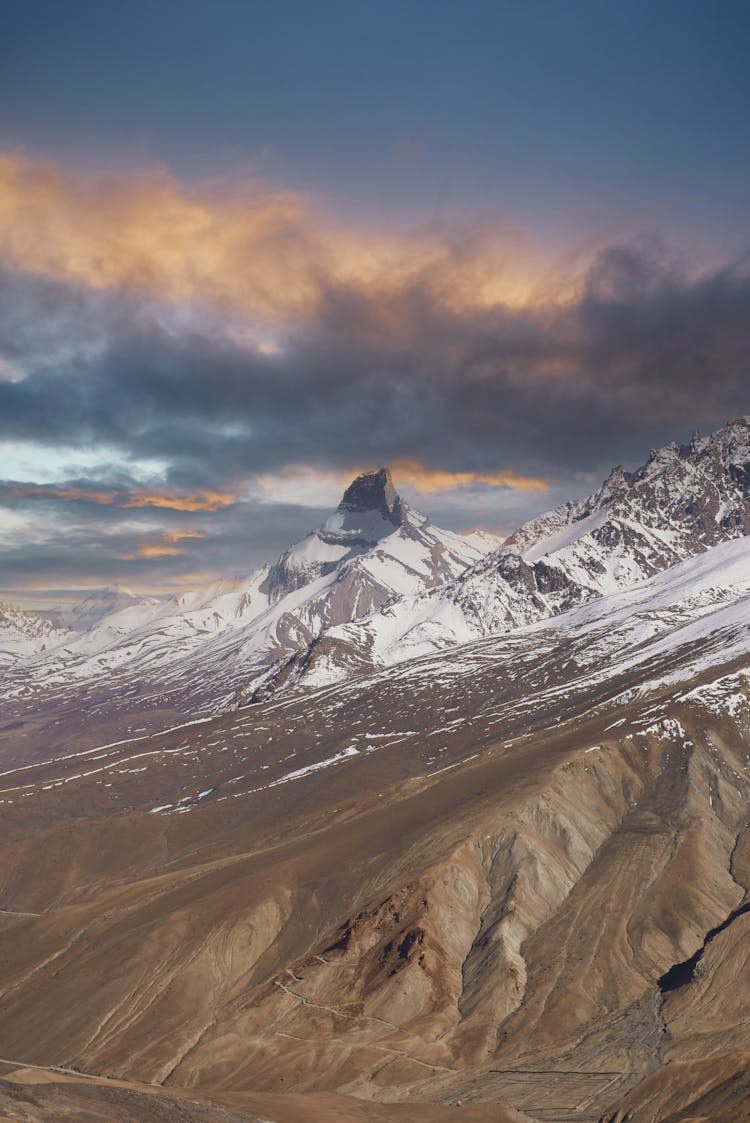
[
  {"left": 1, "top": 482, "right": 238, "bottom": 512},
  {"left": 125, "top": 529, "right": 205, "bottom": 559},
  {"left": 251, "top": 463, "right": 549, "bottom": 506},
  {"left": 0, "top": 153, "right": 553, "bottom": 325},
  {"left": 389, "top": 461, "right": 548, "bottom": 494},
  {"left": 1, "top": 153, "right": 750, "bottom": 599},
  {"left": 1, "top": 237, "right": 748, "bottom": 496},
  {"left": 122, "top": 491, "right": 235, "bottom": 512}
]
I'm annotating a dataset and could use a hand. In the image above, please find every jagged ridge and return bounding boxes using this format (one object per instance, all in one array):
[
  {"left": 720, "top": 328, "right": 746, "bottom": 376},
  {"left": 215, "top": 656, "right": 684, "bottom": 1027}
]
[{"left": 282, "top": 417, "right": 750, "bottom": 692}]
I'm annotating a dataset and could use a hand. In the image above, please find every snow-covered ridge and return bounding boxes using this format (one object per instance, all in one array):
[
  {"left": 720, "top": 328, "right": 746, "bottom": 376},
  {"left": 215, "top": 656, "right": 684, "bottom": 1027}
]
[
  {"left": 267, "top": 418, "right": 750, "bottom": 692},
  {"left": 510, "top": 416, "right": 750, "bottom": 564}
]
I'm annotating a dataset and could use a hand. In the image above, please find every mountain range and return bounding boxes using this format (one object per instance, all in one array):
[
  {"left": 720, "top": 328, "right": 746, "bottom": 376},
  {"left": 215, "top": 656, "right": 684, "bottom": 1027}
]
[
  {"left": 4, "top": 420, "right": 750, "bottom": 765},
  {"left": 1, "top": 420, "right": 750, "bottom": 1121}
]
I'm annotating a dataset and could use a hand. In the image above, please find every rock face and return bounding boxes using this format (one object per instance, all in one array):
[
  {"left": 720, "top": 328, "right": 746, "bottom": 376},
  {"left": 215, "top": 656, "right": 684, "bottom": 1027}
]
[
  {"left": 339, "top": 466, "right": 405, "bottom": 526},
  {"left": 281, "top": 418, "right": 750, "bottom": 692}
]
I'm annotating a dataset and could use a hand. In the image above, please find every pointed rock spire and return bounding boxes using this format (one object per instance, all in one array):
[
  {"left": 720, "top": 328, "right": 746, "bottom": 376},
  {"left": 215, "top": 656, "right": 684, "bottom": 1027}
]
[{"left": 339, "top": 467, "right": 405, "bottom": 527}]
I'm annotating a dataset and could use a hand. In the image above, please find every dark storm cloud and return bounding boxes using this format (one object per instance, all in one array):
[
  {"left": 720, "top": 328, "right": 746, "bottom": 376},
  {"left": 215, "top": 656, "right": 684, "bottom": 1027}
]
[
  {"left": 1, "top": 241, "right": 749, "bottom": 489},
  {"left": 2, "top": 238, "right": 750, "bottom": 601}
]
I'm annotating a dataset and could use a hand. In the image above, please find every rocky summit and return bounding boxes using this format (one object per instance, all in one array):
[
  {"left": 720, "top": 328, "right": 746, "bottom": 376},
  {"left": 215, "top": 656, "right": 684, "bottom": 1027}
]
[{"left": 339, "top": 466, "right": 405, "bottom": 526}]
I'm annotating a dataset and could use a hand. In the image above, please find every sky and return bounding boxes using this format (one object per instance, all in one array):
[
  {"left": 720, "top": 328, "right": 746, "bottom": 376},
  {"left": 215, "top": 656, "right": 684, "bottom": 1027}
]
[{"left": 1, "top": 0, "right": 749, "bottom": 606}]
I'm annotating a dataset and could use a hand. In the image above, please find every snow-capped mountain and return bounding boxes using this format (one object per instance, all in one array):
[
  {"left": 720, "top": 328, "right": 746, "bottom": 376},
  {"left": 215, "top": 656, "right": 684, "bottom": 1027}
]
[
  {"left": 259, "top": 466, "right": 496, "bottom": 611},
  {"left": 274, "top": 418, "right": 750, "bottom": 690},
  {"left": 0, "top": 468, "right": 500, "bottom": 763}
]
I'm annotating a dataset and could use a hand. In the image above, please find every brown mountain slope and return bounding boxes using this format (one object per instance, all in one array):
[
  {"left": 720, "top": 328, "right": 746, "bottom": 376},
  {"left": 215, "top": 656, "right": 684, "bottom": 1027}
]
[{"left": 1, "top": 556, "right": 750, "bottom": 1121}]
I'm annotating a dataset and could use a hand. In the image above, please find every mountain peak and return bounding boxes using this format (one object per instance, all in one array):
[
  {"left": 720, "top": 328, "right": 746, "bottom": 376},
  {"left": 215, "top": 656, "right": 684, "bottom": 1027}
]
[{"left": 339, "top": 467, "right": 404, "bottom": 527}]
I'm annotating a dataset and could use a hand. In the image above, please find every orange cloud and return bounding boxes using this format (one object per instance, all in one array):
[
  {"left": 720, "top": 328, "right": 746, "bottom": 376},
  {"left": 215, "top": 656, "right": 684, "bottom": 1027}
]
[
  {"left": 3, "top": 482, "right": 237, "bottom": 511},
  {"left": 126, "top": 529, "right": 205, "bottom": 559},
  {"left": 121, "top": 490, "right": 237, "bottom": 512},
  {"left": 255, "top": 461, "right": 548, "bottom": 504},
  {"left": 0, "top": 153, "right": 570, "bottom": 324},
  {"left": 389, "top": 460, "right": 549, "bottom": 494}
]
